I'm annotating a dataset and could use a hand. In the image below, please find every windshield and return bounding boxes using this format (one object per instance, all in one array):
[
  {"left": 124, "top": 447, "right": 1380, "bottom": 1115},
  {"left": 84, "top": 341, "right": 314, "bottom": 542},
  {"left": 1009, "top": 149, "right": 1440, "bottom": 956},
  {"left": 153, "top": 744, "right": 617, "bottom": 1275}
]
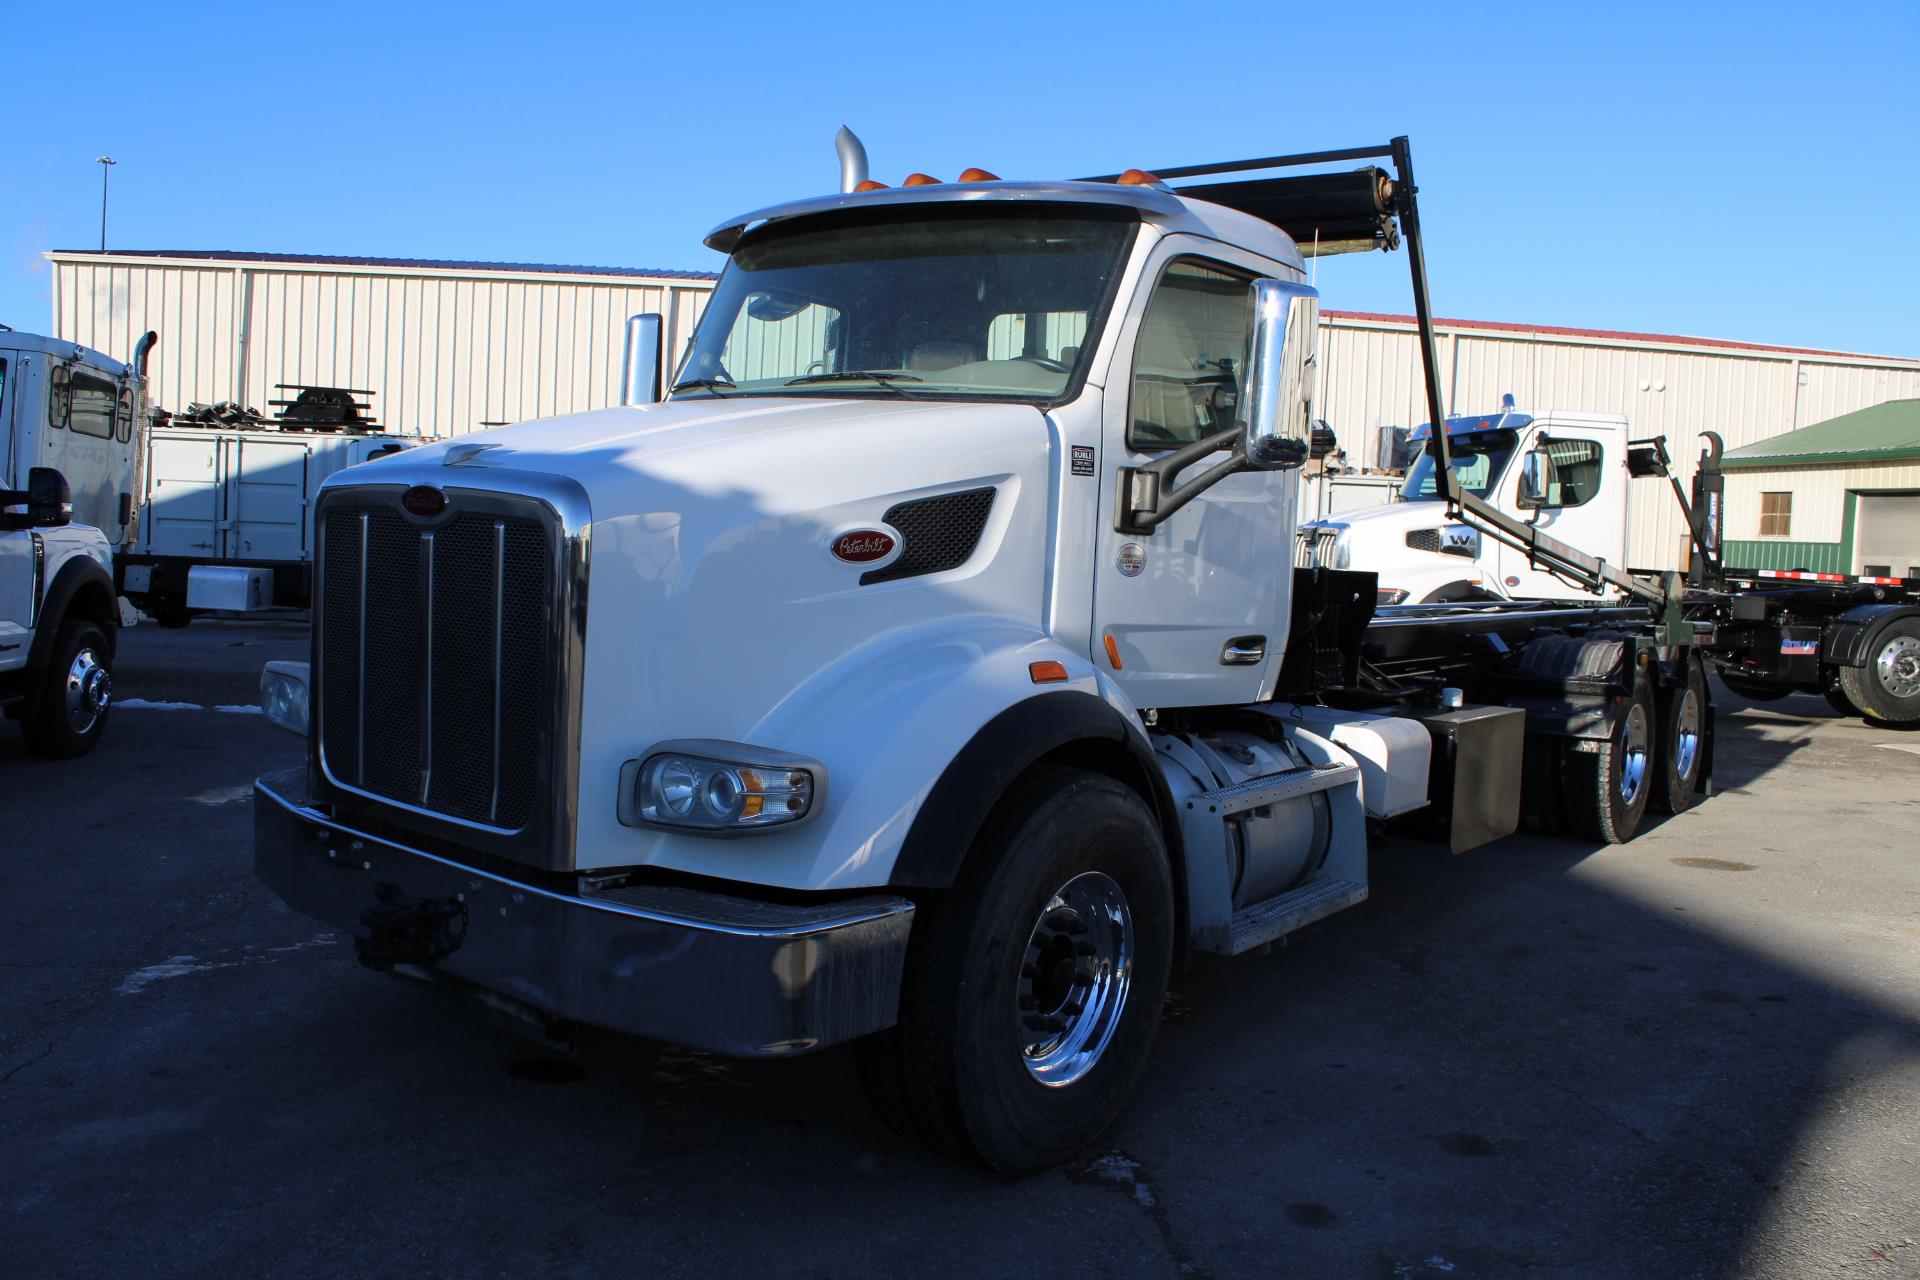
[
  {"left": 1401, "top": 429, "right": 1519, "bottom": 500},
  {"left": 674, "top": 208, "right": 1135, "bottom": 403}
]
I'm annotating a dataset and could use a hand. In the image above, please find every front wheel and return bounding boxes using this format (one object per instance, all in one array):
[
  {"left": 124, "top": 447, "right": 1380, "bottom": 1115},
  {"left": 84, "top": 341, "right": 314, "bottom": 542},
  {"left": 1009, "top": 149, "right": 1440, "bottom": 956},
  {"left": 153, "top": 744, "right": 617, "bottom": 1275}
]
[
  {"left": 857, "top": 769, "right": 1174, "bottom": 1174},
  {"left": 1837, "top": 619, "right": 1920, "bottom": 724},
  {"left": 20, "top": 623, "right": 114, "bottom": 757},
  {"left": 1564, "top": 680, "right": 1654, "bottom": 843}
]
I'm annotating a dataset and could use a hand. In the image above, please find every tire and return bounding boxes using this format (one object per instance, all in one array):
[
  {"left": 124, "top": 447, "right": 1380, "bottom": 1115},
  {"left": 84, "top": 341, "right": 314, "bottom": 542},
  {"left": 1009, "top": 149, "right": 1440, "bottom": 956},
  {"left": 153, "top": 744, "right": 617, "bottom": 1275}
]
[
  {"left": 1822, "top": 668, "right": 1861, "bottom": 718},
  {"left": 1564, "top": 680, "right": 1654, "bottom": 843},
  {"left": 1837, "top": 619, "right": 1920, "bottom": 725},
  {"left": 19, "top": 623, "right": 114, "bottom": 758},
  {"left": 1652, "top": 660, "right": 1709, "bottom": 815},
  {"left": 856, "top": 768, "right": 1175, "bottom": 1174}
]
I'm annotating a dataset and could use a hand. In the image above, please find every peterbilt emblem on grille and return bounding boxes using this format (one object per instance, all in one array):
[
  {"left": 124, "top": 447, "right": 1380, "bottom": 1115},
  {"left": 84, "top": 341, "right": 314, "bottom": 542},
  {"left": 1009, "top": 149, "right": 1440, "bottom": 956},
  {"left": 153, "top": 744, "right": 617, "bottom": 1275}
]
[
  {"left": 830, "top": 527, "right": 899, "bottom": 565},
  {"left": 401, "top": 486, "right": 447, "bottom": 518}
]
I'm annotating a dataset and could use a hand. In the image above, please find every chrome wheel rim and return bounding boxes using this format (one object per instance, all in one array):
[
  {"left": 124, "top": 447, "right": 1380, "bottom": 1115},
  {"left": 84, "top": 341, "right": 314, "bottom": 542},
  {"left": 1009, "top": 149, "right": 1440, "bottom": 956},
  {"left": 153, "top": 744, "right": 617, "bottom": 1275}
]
[
  {"left": 1877, "top": 636, "right": 1920, "bottom": 699},
  {"left": 64, "top": 647, "right": 111, "bottom": 735},
  {"left": 1672, "top": 688, "right": 1701, "bottom": 782},
  {"left": 1619, "top": 701, "right": 1650, "bottom": 807},
  {"left": 1017, "top": 871, "right": 1133, "bottom": 1088}
]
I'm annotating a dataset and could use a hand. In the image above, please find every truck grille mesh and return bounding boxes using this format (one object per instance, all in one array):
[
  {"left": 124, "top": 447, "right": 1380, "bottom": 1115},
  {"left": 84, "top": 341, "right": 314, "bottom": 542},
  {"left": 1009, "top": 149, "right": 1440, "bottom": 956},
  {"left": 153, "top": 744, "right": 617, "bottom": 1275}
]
[
  {"left": 319, "top": 505, "right": 549, "bottom": 830},
  {"left": 862, "top": 487, "right": 996, "bottom": 585}
]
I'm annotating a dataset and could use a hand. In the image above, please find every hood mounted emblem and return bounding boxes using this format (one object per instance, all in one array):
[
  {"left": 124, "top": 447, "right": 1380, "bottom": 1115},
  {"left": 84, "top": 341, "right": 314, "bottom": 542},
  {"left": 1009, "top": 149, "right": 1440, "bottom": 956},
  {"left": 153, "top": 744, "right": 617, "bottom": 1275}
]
[
  {"left": 829, "top": 526, "right": 900, "bottom": 567},
  {"left": 401, "top": 485, "right": 448, "bottom": 519}
]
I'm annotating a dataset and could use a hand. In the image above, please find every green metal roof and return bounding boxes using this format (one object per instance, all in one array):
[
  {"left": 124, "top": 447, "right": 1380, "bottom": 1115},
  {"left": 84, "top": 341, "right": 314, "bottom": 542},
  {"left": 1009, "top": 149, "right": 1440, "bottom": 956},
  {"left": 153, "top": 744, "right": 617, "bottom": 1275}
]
[{"left": 1722, "top": 398, "right": 1920, "bottom": 469}]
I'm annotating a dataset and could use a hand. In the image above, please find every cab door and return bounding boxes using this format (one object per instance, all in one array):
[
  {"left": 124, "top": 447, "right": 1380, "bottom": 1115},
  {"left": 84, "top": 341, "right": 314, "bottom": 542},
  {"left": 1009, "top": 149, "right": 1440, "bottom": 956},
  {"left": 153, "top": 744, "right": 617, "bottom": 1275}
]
[
  {"left": 1495, "top": 422, "right": 1624, "bottom": 599},
  {"left": 1090, "top": 239, "right": 1301, "bottom": 710},
  {"left": 0, "top": 356, "right": 30, "bottom": 669}
]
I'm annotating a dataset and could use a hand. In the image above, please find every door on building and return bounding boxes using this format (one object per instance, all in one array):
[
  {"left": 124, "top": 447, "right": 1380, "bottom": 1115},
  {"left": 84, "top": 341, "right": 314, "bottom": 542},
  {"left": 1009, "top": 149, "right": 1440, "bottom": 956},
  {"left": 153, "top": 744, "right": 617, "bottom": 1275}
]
[{"left": 1852, "top": 492, "right": 1920, "bottom": 579}]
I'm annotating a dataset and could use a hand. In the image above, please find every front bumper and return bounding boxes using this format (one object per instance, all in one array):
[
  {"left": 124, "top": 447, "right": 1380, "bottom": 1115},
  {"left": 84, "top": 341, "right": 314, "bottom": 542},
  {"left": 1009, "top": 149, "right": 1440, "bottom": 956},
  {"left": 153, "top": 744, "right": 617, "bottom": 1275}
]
[{"left": 254, "top": 773, "right": 915, "bottom": 1057}]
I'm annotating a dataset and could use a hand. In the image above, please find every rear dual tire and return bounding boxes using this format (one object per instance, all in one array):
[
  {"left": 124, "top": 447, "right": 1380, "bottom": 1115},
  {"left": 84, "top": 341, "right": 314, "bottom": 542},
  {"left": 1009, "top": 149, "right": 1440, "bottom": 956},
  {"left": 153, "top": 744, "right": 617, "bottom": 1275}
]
[
  {"left": 857, "top": 769, "right": 1174, "bottom": 1174},
  {"left": 1837, "top": 619, "right": 1920, "bottom": 725}
]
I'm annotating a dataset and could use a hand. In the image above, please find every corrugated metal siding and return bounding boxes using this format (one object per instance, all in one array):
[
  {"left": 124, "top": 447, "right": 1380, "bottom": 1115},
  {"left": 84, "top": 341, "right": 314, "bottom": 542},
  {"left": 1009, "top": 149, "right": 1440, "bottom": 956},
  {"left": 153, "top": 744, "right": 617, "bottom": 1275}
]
[
  {"left": 51, "top": 255, "right": 714, "bottom": 438},
  {"left": 1725, "top": 458, "right": 1920, "bottom": 544},
  {"left": 48, "top": 253, "right": 1920, "bottom": 575},
  {"left": 1723, "top": 539, "right": 1848, "bottom": 574}
]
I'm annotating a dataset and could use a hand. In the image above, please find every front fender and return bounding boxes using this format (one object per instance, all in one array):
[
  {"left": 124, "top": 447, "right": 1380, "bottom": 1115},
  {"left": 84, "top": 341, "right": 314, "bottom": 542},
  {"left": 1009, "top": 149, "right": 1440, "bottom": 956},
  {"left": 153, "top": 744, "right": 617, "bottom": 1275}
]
[
  {"left": 599, "top": 616, "right": 1138, "bottom": 892},
  {"left": 26, "top": 539, "right": 117, "bottom": 673}
]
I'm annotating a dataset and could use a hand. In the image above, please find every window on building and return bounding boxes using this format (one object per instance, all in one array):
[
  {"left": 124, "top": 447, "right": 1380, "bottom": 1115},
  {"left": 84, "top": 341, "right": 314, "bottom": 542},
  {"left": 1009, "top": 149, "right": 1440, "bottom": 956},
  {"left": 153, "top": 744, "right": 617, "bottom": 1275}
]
[
  {"left": 1130, "top": 259, "right": 1255, "bottom": 449},
  {"left": 1759, "top": 491, "right": 1793, "bottom": 538},
  {"left": 67, "top": 371, "right": 117, "bottom": 439},
  {"left": 1517, "top": 437, "right": 1605, "bottom": 509}
]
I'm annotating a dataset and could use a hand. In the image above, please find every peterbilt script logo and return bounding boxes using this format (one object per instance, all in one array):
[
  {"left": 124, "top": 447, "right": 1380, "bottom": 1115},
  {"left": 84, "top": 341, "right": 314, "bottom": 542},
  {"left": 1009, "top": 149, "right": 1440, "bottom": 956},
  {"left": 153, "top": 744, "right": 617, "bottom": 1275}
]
[
  {"left": 400, "top": 485, "right": 448, "bottom": 518},
  {"left": 830, "top": 528, "right": 899, "bottom": 565}
]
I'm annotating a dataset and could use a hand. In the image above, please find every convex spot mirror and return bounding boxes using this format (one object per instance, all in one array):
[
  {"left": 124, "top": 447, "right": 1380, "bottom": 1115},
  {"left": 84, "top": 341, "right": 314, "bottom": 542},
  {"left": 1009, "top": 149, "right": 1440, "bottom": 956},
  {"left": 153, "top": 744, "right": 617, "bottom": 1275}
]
[
  {"left": 28, "top": 467, "right": 71, "bottom": 527},
  {"left": 1519, "top": 446, "right": 1556, "bottom": 507},
  {"left": 1242, "top": 278, "right": 1319, "bottom": 471}
]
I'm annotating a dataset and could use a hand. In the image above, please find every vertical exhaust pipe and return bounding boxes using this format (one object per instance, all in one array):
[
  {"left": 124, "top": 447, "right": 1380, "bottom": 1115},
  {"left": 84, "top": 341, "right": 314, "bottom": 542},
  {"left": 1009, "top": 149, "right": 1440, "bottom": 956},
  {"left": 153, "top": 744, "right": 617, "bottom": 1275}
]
[
  {"left": 836, "top": 126, "right": 869, "bottom": 194},
  {"left": 123, "top": 330, "right": 159, "bottom": 550}
]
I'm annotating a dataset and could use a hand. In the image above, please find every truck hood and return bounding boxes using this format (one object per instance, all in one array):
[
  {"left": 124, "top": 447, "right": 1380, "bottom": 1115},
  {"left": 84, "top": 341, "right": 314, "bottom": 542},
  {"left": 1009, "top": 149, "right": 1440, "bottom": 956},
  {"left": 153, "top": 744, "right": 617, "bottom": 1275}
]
[{"left": 329, "top": 394, "right": 1056, "bottom": 812}]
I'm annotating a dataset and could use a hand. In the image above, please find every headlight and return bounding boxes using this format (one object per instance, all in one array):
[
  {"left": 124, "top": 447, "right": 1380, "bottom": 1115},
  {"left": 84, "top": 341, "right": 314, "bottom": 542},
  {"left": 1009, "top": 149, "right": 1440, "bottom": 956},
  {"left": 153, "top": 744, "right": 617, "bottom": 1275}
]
[
  {"left": 618, "top": 740, "right": 824, "bottom": 835},
  {"left": 260, "top": 660, "right": 310, "bottom": 736}
]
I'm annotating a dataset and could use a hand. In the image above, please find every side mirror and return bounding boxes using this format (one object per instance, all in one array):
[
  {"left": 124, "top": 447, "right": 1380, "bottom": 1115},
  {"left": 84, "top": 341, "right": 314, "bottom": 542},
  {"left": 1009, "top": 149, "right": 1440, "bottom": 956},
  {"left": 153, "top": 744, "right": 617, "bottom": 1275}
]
[
  {"left": 1242, "top": 278, "right": 1319, "bottom": 471},
  {"left": 1519, "top": 448, "right": 1553, "bottom": 507},
  {"left": 620, "top": 313, "right": 664, "bottom": 406},
  {"left": 28, "top": 467, "right": 72, "bottom": 527}
]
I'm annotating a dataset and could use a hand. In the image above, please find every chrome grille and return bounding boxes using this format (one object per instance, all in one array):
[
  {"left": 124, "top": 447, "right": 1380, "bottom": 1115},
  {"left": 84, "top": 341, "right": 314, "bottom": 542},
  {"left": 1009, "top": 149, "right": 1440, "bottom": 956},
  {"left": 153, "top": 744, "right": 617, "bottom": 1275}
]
[{"left": 318, "top": 502, "right": 551, "bottom": 831}]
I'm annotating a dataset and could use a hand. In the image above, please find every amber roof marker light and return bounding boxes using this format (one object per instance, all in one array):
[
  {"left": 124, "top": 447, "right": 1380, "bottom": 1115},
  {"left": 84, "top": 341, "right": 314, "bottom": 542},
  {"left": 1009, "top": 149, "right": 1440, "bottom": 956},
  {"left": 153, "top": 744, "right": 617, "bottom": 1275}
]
[
  {"left": 902, "top": 173, "right": 941, "bottom": 187},
  {"left": 958, "top": 167, "right": 1000, "bottom": 183}
]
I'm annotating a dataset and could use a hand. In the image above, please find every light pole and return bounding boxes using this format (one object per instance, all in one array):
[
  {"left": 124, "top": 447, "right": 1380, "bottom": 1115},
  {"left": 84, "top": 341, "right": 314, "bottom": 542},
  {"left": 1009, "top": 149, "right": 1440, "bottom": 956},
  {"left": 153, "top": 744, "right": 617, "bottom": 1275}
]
[{"left": 95, "top": 156, "right": 116, "bottom": 251}]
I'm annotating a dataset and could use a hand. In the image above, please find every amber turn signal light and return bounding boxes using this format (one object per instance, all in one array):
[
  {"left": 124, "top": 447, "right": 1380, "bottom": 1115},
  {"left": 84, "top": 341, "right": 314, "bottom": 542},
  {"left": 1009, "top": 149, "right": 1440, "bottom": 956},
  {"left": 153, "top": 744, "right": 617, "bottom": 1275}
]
[{"left": 1029, "top": 660, "right": 1070, "bottom": 684}]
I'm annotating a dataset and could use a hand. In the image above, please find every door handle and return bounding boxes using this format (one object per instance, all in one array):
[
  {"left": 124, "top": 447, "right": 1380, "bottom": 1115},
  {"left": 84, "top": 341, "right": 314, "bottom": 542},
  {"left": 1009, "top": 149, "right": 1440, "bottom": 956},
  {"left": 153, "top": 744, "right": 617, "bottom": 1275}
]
[{"left": 1221, "top": 636, "right": 1266, "bottom": 666}]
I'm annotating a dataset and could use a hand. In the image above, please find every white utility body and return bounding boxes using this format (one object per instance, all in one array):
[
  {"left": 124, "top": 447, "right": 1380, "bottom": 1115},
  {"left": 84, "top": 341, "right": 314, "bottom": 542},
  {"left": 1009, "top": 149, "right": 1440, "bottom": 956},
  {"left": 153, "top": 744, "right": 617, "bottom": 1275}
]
[
  {"left": 1299, "top": 406, "right": 1635, "bottom": 604},
  {"left": 252, "top": 136, "right": 1716, "bottom": 1172}
]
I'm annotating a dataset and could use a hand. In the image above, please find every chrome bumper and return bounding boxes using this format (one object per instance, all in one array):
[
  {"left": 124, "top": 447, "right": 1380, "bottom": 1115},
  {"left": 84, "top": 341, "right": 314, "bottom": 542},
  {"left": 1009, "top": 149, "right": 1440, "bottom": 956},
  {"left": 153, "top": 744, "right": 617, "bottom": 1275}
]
[{"left": 253, "top": 773, "right": 915, "bottom": 1057}]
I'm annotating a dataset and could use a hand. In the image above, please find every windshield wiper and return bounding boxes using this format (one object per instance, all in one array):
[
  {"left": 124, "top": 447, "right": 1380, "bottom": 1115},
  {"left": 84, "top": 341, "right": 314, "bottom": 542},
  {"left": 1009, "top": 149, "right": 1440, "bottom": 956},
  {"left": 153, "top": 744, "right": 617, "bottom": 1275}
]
[
  {"left": 670, "top": 376, "right": 736, "bottom": 396},
  {"left": 784, "top": 370, "right": 926, "bottom": 399}
]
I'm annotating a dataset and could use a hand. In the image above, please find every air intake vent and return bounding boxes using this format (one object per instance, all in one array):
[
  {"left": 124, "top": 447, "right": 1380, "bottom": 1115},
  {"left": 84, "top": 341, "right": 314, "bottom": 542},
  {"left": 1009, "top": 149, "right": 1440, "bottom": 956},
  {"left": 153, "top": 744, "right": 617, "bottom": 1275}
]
[
  {"left": 862, "top": 487, "right": 996, "bottom": 585},
  {"left": 1405, "top": 529, "right": 1441, "bottom": 553}
]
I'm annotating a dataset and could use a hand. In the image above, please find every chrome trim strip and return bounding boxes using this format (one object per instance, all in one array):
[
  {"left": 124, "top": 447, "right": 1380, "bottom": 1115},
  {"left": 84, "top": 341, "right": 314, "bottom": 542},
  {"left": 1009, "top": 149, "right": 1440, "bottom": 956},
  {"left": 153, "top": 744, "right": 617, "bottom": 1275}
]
[
  {"left": 419, "top": 529, "right": 435, "bottom": 805},
  {"left": 490, "top": 519, "right": 504, "bottom": 825},
  {"left": 257, "top": 780, "right": 912, "bottom": 939},
  {"left": 355, "top": 512, "right": 367, "bottom": 785}
]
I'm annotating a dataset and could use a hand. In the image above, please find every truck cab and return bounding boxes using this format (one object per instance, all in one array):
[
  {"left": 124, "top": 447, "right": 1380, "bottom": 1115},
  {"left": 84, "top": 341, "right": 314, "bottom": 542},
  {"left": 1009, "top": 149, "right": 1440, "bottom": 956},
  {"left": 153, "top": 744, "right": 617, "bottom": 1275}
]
[{"left": 1300, "top": 406, "right": 1631, "bottom": 603}]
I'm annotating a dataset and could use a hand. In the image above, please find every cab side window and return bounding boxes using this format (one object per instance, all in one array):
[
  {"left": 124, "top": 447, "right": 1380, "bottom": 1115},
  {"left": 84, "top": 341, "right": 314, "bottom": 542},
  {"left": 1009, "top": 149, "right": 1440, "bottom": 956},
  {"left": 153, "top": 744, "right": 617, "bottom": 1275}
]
[
  {"left": 1129, "top": 260, "right": 1254, "bottom": 449},
  {"left": 1520, "top": 437, "right": 1604, "bottom": 509},
  {"left": 68, "top": 371, "right": 118, "bottom": 440}
]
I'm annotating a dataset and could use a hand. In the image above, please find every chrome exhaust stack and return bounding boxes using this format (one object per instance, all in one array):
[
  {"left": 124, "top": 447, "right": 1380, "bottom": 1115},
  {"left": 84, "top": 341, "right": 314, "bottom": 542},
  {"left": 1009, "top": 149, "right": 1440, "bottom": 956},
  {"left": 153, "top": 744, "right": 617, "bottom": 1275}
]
[
  {"left": 619, "top": 314, "right": 663, "bottom": 406},
  {"left": 836, "top": 126, "right": 869, "bottom": 194}
]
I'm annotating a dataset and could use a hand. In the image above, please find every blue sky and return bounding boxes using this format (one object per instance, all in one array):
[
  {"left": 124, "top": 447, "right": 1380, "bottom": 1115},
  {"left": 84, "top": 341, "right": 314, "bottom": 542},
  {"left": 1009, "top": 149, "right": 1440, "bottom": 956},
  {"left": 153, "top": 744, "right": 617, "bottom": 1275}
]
[{"left": 3, "top": 0, "right": 1915, "bottom": 356}]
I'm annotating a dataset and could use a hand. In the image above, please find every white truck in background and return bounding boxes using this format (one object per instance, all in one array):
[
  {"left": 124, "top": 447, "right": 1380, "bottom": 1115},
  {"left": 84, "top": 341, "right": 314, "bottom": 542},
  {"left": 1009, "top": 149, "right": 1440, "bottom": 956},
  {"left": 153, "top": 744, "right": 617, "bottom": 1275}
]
[
  {"left": 0, "top": 327, "right": 155, "bottom": 755},
  {"left": 1298, "top": 401, "right": 1639, "bottom": 604}
]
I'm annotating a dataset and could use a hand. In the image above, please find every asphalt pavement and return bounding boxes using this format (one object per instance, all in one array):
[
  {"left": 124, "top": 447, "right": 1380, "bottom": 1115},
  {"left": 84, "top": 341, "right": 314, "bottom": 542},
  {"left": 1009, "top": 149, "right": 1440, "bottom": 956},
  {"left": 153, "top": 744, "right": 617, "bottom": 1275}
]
[{"left": 2, "top": 619, "right": 1916, "bottom": 1279}]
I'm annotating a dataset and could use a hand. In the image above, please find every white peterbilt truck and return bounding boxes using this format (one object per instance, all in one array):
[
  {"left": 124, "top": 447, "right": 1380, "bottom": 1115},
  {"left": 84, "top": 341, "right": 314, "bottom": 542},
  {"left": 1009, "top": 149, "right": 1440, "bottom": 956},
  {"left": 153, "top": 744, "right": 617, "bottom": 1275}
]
[{"left": 253, "top": 136, "right": 1724, "bottom": 1172}]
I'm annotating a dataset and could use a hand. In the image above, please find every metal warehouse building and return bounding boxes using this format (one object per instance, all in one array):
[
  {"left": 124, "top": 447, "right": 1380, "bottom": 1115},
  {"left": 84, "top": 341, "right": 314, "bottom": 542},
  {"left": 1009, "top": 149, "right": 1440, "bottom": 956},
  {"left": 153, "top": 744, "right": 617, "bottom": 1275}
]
[
  {"left": 45, "top": 247, "right": 1920, "bottom": 571},
  {"left": 1720, "top": 399, "right": 1920, "bottom": 578}
]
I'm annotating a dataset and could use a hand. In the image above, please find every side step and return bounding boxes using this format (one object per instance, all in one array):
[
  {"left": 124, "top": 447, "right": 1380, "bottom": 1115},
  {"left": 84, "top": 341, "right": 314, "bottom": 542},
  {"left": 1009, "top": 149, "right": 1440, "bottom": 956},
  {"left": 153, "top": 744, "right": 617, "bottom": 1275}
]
[
  {"left": 1228, "top": 878, "right": 1368, "bottom": 955},
  {"left": 1189, "top": 762, "right": 1358, "bottom": 817}
]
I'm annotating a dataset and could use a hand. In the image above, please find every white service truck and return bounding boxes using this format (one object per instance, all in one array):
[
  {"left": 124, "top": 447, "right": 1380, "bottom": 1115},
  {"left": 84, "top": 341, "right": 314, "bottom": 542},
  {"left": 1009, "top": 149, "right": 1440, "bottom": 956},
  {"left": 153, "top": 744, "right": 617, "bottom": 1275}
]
[
  {"left": 0, "top": 328, "right": 155, "bottom": 755},
  {"left": 251, "top": 137, "right": 1721, "bottom": 1171}
]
